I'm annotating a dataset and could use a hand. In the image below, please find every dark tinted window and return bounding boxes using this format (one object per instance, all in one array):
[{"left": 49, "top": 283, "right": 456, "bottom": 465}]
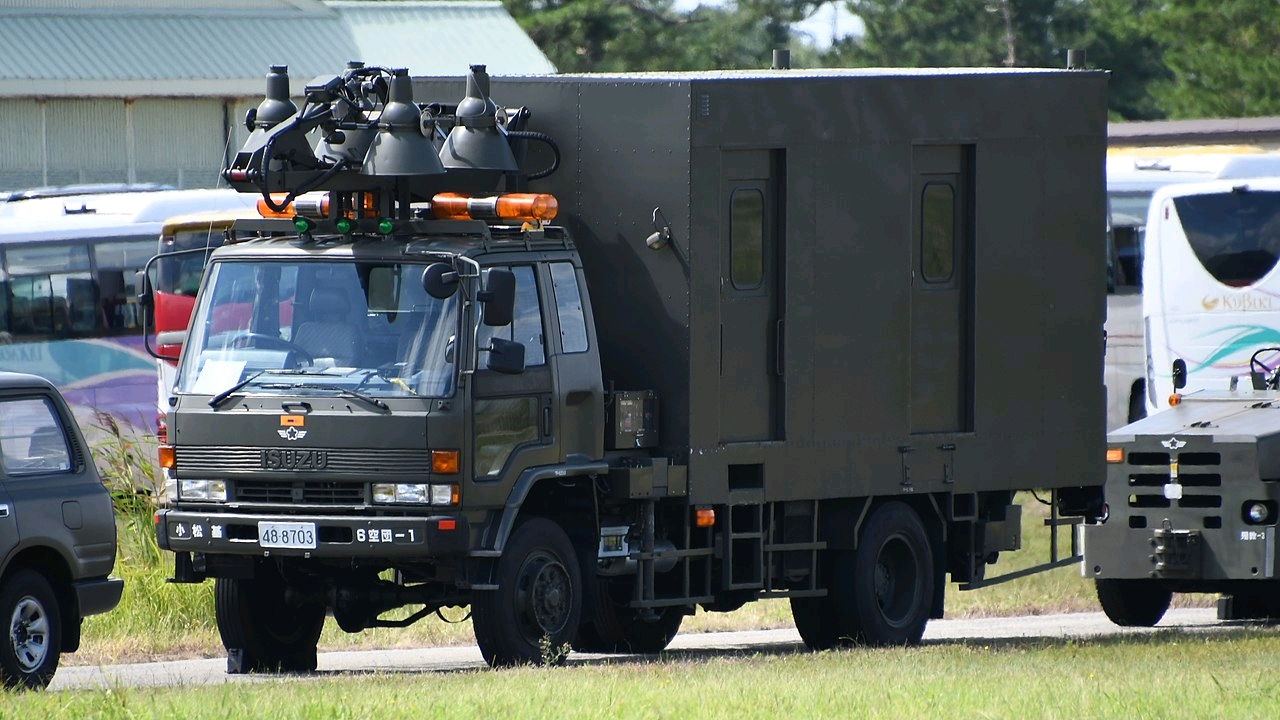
[
  {"left": 549, "top": 263, "right": 588, "bottom": 353},
  {"left": 730, "top": 189, "right": 764, "bottom": 289},
  {"left": 921, "top": 182, "right": 955, "bottom": 283},
  {"left": 1174, "top": 190, "right": 1280, "bottom": 287}
]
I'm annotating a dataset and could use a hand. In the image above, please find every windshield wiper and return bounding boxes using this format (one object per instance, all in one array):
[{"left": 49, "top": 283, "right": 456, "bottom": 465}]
[
  {"left": 209, "top": 371, "right": 267, "bottom": 408},
  {"left": 257, "top": 382, "right": 391, "bottom": 413}
]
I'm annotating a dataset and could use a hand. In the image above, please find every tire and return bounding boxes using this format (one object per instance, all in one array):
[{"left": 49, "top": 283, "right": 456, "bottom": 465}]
[
  {"left": 1095, "top": 579, "right": 1172, "bottom": 627},
  {"left": 0, "top": 570, "right": 61, "bottom": 690},
  {"left": 473, "top": 517, "right": 583, "bottom": 667},
  {"left": 574, "top": 578, "right": 684, "bottom": 654},
  {"left": 837, "top": 502, "right": 934, "bottom": 646},
  {"left": 215, "top": 569, "right": 326, "bottom": 674},
  {"left": 790, "top": 550, "right": 849, "bottom": 651}
]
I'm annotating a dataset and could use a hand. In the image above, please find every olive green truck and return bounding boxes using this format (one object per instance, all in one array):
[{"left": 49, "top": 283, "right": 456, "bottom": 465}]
[{"left": 150, "top": 61, "right": 1108, "bottom": 670}]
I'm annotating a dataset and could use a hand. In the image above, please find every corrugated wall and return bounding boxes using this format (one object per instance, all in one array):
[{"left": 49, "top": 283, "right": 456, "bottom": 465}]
[{"left": 0, "top": 97, "right": 230, "bottom": 191}]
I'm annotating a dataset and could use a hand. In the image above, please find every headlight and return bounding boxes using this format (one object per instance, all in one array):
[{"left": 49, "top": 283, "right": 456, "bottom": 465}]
[
  {"left": 179, "top": 479, "right": 227, "bottom": 502},
  {"left": 1244, "top": 501, "right": 1274, "bottom": 525},
  {"left": 373, "top": 483, "right": 458, "bottom": 505}
]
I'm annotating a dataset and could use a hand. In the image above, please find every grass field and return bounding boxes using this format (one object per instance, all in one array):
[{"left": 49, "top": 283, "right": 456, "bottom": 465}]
[{"left": 20, "top": 629, "right": 1280, "bottom": 718}]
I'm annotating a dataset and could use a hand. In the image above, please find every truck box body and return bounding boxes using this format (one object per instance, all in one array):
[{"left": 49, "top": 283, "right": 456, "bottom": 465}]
[{"left": 416, "top": 69, "right": 1109, "bottom": 503}]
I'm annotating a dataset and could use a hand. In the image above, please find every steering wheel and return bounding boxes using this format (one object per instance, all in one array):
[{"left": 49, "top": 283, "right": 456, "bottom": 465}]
[
  {"left": 1249, "top": 347, "right": 1280, "bottom": 389},
  {"left": 227, "top": 332, "right": 315, "bottom": 366}
]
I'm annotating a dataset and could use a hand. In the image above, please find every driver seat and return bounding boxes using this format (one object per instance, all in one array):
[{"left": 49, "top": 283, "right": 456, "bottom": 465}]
[{"left": 294, "top": 288, "right": 360, "bottom": 365}]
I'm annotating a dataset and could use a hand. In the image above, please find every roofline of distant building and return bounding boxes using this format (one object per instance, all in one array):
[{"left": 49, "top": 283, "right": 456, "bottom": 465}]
[
  {"left": 1109, "top": 116, "right": 1280, "bottom": 146},
  {"left": 0, "top": 79, "right": 268, "bottom": 99}
]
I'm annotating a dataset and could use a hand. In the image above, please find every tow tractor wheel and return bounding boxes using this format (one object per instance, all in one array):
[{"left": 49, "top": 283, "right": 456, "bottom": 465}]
[
  {"left": 473, "top": 517, "right": 583, "bottom": 667},
  {"left": 215, "top": 567, "right": 326, "bottom": 674},
  {"left": 837, "top": 501, "right": 934, "bottom": 646},
  {"left": 573, "top": 578, "right": 684, "bottom": 654},
  {"left": 0, "top": 570, "right": 62, "bottom": 690},
  {"left": 1095, "top": 578, "right": 1172, "bottom": 627}
]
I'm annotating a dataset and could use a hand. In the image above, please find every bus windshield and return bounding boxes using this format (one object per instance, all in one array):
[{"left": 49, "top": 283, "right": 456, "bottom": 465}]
[
  {"left": 176, "top": 260, "right": 460, "bottom": 400},
  {"left": 1174, "top": 190, "right": 1280, "bottom": 287}
]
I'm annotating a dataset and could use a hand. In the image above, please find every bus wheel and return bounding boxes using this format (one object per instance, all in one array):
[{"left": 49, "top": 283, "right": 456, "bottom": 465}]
[
  {"left": 473, "top": 517, "right": 582, "bottom": 667},
  {"left": 1095, "top": 579, "right": 1171, "bottom": 627},
  {"left": 574, "top": 578, "right": 683, "bottom": 654},
  {"left": 839, "top": 502, "right": 933, "bottom": 646},
  {"left": 0, "top": 570, "right": 61, "bottom": 690},
  {"left": 215, "top": 571, "right": 325, "bottom": 673}
]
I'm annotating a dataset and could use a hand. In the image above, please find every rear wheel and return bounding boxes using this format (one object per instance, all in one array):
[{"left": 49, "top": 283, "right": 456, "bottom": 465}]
[
  {"left": 1095, "top": 579, "right": 1172, "bottom": 627},
  {"left": 790, "top": 550, "right": 849, "bottom": 651},
  {"left": 574, "top": 578, "right": 684, "bottom": 654},
  {"left": 216, "top": 567, "right": 325, "bottom": 674},
  {"left": 0, "top": 570, "right": 61, "bottom": 690},
  {"left": 473, "top": 517, "right": 582, "bottom": 666},
  {"left": 837, "top": 502, "right": 934, "bottom": 646}
]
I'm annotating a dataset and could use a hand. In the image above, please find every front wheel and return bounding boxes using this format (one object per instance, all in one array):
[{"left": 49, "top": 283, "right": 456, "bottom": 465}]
[
  {"left": 215, "top": 568, "right": 326, "bottom": 674},
  {"left": 1095, "top": 579, "right": 1172, "bottom": 627},
  {"left": 0, "top": 570, "right": 61, "bottom": 690},
  {"left": 473, "top": 517, "right": 583, "bottom": 666},
  {"left": 837, "top": 502, "right": 934, "bottom": 646}
]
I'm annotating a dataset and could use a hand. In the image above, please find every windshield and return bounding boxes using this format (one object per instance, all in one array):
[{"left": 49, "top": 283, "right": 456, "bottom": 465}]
[
  {"left": 156, "top": 227, "right": 228, "bottom": 296},
  {"left": 175, "top": 259, "right": 459, "bottom": 399},
  {"left": 1174, "top": 190, "right": 1280, "bottom": 287}
]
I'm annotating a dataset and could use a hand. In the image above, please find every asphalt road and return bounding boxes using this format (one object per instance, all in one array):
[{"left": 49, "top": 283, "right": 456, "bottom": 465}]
[{"left": 47, "top": 607, "right": 1233, "bottom": 691}]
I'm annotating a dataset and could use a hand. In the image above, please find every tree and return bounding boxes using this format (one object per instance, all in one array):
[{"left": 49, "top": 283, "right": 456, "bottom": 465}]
[
  {"left": 824, "top": 0, "right": 1084, "bottom": 69},
  {"left": 1147, "top": 0, "right": 1280, "bottom": 118},
  {"left": 1071, "top": 0, "right": 1168, "bottom": 121},
  {"left": 500, "top": 0, "right": 821, "bottom": 72}
]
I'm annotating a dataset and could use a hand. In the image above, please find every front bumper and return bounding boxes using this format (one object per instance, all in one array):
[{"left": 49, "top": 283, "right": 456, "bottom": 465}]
[
  {"left": 1081, "top": 520, "right": 1277, "bottom": 581},
  {"left": 155, "top": 509, "right": 469, "bottom": 559}
]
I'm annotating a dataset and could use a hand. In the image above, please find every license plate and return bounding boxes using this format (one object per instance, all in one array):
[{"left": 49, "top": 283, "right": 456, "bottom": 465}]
[{"left": 258, "top": 521, "right": 317, "bottom": 549}]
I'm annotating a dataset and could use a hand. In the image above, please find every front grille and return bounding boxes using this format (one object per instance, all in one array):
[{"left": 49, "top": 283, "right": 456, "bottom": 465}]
[
  {"left": 234, "top": 480, "right": 366, "bottom": 505},
  {"left": 175, "top": 446, "right": 432, "bottom": 475},
  {"left": 1121, "top": 444, "right": 1225, "bottom": 528}
]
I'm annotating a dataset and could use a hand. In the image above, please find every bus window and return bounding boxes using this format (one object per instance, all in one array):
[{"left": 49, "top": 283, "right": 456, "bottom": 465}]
[
  {"left": 4, "top": 244, "right": 93, "bottom": 337},
  {"left": 94, "top": 238, "right": 154, "bottom": 332}
]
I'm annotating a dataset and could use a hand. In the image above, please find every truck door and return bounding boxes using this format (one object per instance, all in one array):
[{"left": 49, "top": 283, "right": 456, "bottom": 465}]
[
  {"left": 909, "top": 145, "right": 973, "bottom": 436},
  {"left": 719, "top": 150, "right": 783, "bottom": 443},
  {"left": 472, "top": 265, "right": 558, "bottom": 479}
]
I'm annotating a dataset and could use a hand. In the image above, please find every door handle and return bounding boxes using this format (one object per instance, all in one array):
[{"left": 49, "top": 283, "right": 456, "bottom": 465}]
[{"left": 0, "top": 504, "right": 9, "bottom": 518}]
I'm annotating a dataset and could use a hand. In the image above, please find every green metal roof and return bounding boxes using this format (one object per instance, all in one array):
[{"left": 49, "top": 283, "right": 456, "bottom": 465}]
[{"left": 0, "top": 0, "right": 556, "bottom": 98}]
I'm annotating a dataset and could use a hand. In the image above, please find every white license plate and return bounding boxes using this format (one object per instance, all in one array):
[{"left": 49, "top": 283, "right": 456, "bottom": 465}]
[{"left": 258, "top": 521, "right": 317, "bottom": 549}]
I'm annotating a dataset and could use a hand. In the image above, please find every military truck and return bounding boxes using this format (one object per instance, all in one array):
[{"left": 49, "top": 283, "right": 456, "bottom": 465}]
[
  {"left": 148, "top": 61, "right": 1108, "bottom": 671},
  {"left": 1083, "top": 354, "right": 1280, "bottom": 626}
]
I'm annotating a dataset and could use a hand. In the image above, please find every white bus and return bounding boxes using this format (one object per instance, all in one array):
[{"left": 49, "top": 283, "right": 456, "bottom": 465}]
[
  {"left": 1103, "top": 152, "right": 1280, "bottom": 429},
  {"left": 0, "top": 188, "right": 257, "bottom": 436},
  {"left": 1142, "top": 176, "right": 1280, "bottom": 413}
]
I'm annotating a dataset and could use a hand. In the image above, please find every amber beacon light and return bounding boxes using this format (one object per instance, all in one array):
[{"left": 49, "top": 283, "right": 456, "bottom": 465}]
[{"left": 431, "top": 193, "right": 558, "bottom": 223}]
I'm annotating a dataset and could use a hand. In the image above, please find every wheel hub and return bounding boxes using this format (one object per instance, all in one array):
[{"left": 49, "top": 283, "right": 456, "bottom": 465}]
[
  {"left": 10, "top": 596, "right": 49, "bottom": 672},
  {"left": 516, "top": 552, "right": 572, "bottom": 639}
]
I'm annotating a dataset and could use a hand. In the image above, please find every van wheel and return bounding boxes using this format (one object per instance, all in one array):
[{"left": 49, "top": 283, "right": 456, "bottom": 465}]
[
  {"left": 574, "top": 578, "right": 684, "bottom": 654},
  {"left": 838, "top": 502, "right": 933, "bottom": 646},
  {"left": 473, "top": 517, "right": 582, "bottom": 666},
  {"left": 0, "top": 570, "right": 61, "bottom": 690},
  {"left": 215, "top": 570, "right": 325, "bottom": 673},
  {"left": 1095, "top": 579, "right": 1171, "bottom": 627}
]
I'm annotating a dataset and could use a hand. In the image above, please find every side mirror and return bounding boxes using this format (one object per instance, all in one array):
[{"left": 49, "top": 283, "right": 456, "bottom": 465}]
[
  {"left": 135, "top": 269, "right": 154, "bottom": 308},
  {"left": 422, "top": 263, "right": 459, "bottom": 299},
  {"left": 486, "top": 337, "right": 525, "bottom": 375},
  {"left": 479, "top": 269, "right": 516, "bottom": 327},
  {"left": 1172, "top": 359, "right": 1187, "bottom": 391}
]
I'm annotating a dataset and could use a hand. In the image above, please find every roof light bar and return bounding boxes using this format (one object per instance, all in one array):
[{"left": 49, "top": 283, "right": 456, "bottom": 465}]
[{"left": 431, "top": 192, "right": 558, "bottom": 223}]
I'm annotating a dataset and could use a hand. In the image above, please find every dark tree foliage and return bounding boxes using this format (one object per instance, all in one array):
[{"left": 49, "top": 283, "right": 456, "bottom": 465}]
[
  {"left": 501, "top": 0, "right": 820, "bottom": 72},
  {"left": 1147, "top": 0, "right": 1280, "bottom": 119}
]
